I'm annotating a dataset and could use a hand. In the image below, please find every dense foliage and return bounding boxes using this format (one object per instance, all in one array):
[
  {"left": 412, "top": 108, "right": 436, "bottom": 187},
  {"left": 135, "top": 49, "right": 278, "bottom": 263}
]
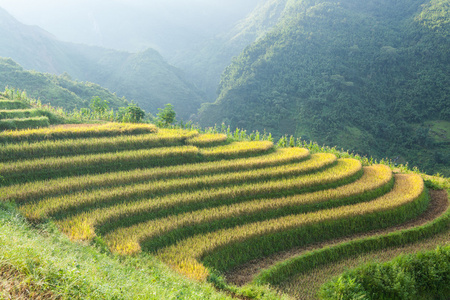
[
  {"left": 319, "top": 245, "right": 450, "bottom": 299},
  {"left": 199, "top": 0, "right": 450, "bottom": 176}
]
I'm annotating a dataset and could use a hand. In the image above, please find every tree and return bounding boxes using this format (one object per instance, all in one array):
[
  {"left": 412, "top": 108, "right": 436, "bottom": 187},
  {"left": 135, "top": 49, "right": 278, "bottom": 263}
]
[
  {"left": 90, "top": 96, "right": 109, "bottom": 114},
  {"left": 117, "top": 103, "right": 145, "bottom": 123},
  {"left": 157, "top": 103, "right": 176, "bottom": 126}
]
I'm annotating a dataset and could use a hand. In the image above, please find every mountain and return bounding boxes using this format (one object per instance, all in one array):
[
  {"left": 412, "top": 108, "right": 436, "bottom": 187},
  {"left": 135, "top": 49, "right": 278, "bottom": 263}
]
[
  {"left": 0, "top": 57, "right": 127, "bottom": 111},
  {"left": 170, "top": 0, "right": 289, "bottom": 100},
  {"left": 0, "top": 6, "right": 205, "bottom": 119},
  {"left": 84, "top": 48, "right": 206, "bottom": 120},
  {"left": 198, "top": 0, "right": 450, "bottom": 176}
]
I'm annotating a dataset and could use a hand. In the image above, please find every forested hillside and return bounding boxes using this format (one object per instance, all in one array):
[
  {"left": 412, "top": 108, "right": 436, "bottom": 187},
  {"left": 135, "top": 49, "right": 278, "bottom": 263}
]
[
  {"left": 199, "top": 0, "right": 450, "bottom": 176},
  {"left": 0, "top": 58, "right": 127, "bottom": 111},
  {"left": 0, "top": 7, "right": 205, "bottom": 119}
]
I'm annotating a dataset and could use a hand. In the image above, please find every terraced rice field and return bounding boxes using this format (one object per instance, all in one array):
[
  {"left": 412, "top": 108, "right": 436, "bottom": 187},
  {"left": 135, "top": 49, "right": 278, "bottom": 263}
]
[
  {"left": 0, "top": 96, "right": 52, "bottom": 130},
  {"left": 1, "top": 123, "right": 448, "bottom": 299}
]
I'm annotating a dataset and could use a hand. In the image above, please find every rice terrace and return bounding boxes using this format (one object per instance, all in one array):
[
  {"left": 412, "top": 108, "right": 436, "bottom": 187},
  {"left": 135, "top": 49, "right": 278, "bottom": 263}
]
[{"left": 0, "top": 91, "right": 449, "bottom": 299}]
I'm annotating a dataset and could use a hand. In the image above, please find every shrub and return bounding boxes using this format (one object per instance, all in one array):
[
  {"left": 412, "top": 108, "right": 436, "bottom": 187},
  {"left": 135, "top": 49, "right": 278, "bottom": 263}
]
[{"left": 319, "top": 245, "right": 450, "bottom": 300}]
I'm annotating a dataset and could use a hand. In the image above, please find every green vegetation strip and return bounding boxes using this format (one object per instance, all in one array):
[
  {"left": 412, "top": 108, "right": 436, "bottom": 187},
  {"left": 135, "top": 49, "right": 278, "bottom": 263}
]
[
  {"left": 0, "top": 116, "right": 50, "bottom": 131},
  {"left": 1, "top": 148, "right": 309, "bottom": 204},
  {"left": 319, "top": 245, "right": 450, "bottom": 299},
  {"left": 0, "top": 100, "right": 29, "bottom": 110},
  {"left": 104, "top": 164, "right": 392, "bottom": 255},
  {"left": 54, "top": 158, "right": 361, "bottom": 241},
  {"left": 253, "top": 192, "right": 450, "bottom": 287},
  {"left": 0, "top": 146, "right": 200, "bottom": 185},
  {"left": 157, "top": 174, "right": 425, "bottom": 281},
  {"left": 0, "top": 130, "right": 197, "bottom": 162},
  {"left": 0, "top": 122, "right": 158, "bottom": 144},
  {"left": 0, "top": 109, "right": 46, "bottom": 120}
]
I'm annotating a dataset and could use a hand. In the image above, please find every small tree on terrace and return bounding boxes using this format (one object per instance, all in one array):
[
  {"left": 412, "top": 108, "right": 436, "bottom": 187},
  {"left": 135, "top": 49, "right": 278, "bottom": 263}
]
[
  {"left": 90, "top": 96, "right": 109, "bottom": 115},
  {"left": 117, "top": 103, "right": 145, "bottom": 123},
  {"left": 157, "top": 103, "right": 176, "bottom": 127}
]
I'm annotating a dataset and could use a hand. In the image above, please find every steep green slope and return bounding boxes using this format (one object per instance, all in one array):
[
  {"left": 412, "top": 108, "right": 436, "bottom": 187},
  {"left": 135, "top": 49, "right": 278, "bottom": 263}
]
[
  {"left": 199, "top": 0, "right": 450, "bottom": 176},
  {"left": 0, "top": 7, "right": 205, "bottom": 119},
  {"left": 0, "top": 58, "right": 127, "bottom": 111}
]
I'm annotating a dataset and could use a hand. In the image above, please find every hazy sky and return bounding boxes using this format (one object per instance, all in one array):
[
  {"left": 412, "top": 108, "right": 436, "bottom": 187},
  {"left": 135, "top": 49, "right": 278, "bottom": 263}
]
[{"left": 0, "top": 0, "right": 261, "bottom": 53}]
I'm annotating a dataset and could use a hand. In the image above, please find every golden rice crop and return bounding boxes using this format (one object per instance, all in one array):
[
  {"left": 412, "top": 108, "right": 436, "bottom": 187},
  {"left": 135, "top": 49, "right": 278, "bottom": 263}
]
[
  {"left": 200, "top": 141, "right": 274, "bottom": 158},
  {"left": 52, "top": 158, "right": 360, "bottom": 241},
  {"left": 104, "top": 165, "right": 392, "bottom": 255},
  {"left": 156, "top": 128, "right": 199, "bottom": 140},
  {"left": 1, "top": 148, "right": 309, "bottom": 204},
  {"left": 20, "top": 153, "right": 336, "bottom": 221},
  {"left": 0, "top": 130, "right": 197, "bottom": 162},
  {"left": 1, "top": 139, "right": 273, "bottom": 182},
  {"left": 0, "top": 145, "right": 199, "bottom": 184},
  {"left": 186, "top": 133, "right": 228, "bottom": 147},
  {"left": 0, "top": 122, "right": 158, "bottom": 144},
  {"left": 157, "top": 174, "right": 424, "bottom": 281}
]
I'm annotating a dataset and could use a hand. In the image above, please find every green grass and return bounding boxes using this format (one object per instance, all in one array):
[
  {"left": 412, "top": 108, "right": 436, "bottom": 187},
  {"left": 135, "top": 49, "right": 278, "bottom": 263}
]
[{"left": 0, "top": 203, "right": 235, "bottom": 300}]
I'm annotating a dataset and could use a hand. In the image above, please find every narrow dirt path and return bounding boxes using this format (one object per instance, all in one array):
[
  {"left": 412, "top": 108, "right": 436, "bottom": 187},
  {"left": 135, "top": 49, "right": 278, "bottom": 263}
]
[{"left": 225, "top": 190, "right": 449, "bottom": 286}]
